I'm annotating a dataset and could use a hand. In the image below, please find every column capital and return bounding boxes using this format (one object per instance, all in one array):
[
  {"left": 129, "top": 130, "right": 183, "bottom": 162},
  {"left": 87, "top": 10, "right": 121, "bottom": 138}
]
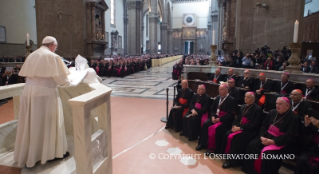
[
  {"left": 127, "top": 1, "right": 142, "bottom": 10},
  {"left": 149, "top": 16, "right": 158, "bottom": 23}
]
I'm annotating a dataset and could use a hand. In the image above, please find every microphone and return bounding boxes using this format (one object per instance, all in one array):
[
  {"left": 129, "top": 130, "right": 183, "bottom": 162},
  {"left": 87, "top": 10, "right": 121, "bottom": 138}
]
[{"left": 60, "top": 57, "right": 72, "bottom": 66}]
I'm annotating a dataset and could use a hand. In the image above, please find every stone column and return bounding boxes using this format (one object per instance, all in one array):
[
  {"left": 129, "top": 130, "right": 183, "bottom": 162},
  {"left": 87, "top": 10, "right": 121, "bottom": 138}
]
[
  {"left": 142, "top": 23, "right": 144, "bottom": 53},
  {"left": 123, "top": 0, "right": 128, "bottom": 55},
  {"left": 160, "top": 22, "right": 168, "bottom": 54},
  {"left": 207, "top": 24, "right": 212, "bottom": 47},
  {"left": 218, "top": 2, "right": 224, "bottom": 50},
  {"left": 127, "top": 0, "right": 142, "bottom": 55},
  {"left": 168, "top": 29, "right": 173, "bottom": 54},
  {"left": 149, "top": 0, "right": 158, "bottom": 55}
]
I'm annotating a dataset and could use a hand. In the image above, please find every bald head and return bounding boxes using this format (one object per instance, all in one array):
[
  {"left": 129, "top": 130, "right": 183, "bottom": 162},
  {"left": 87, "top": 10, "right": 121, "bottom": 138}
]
[
  {"left": 306, "top": 79, "right": 315, "bottom": 88},
  {"left": 244, "top": 70, "right": 250, "bottom": 78},
  {"left": 281, "top": 73, "right": 289, "bottom": 83},
  {"left": 228, "top": 68, "right": 234, "bottom": 76},
  {"left": 215, "top": 68, "right": 221, "bottom": 76},
  {"left": 245, "top": 92, "right": 255, "bottom": 105},
  {"left": 181, "top": 80, "right": 188, "bottom": 89}
]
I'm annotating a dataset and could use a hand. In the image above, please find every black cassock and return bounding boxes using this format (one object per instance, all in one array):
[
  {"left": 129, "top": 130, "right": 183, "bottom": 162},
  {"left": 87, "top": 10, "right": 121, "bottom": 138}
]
[
  {"left": 253, "top": 79, "right": 273, "bottom": 106},
  {"left": 182, "top": 93, "right": 210, "bottom": 141},
  {"left": 236, "top": 77, "right": 254, "bottom": 91},
  {"left": 166, "top": 88, "right": 193, "bottom": 131},
  {"left": 220, "top": 103, "right": 263, "bottom": 165},
  {"left": 224, "top": 74, "right": 239, "bottom": 83},
  {"left": 207, "top": 73, "right": 224, "bottom": 83},
  {"left": 303, "top": 87, "right": 319, "bottom": 101},
  {"left": 295, "top": 123, "right": 319, "bottom": 174},
  {"left": 242, "top": 109, "right": 299, "bottom": 174},
  {"left": 272, "top": 81, "right": 295, "bottom": 95},
  {"left": 197, "top": 95, "right": 237, "bottom": 153},
  {"left": 228, "top": 87, "right": 241, "bottom": 104},
  {"left": 292, "top": 100, "right": 313, "bottom": 151}
]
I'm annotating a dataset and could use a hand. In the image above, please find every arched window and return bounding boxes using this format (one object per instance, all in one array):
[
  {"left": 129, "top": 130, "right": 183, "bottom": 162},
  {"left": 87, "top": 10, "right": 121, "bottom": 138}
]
[{"left": 110, "top": 0, "right": 115, "bottom": 27}]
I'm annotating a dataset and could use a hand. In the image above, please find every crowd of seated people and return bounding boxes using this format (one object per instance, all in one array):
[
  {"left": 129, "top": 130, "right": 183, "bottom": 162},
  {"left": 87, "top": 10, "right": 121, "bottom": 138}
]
[
  {"left": 215, "top": 45, "right": 319, "bottom": 74},
  {"left": 0, "top": 63, "right": 21, "bottom": 106},
  {"left": 0, "top": 56, "right": 26, "bottom": 62},
  {"left": 172, "top": 54, "right": 210, "bottom": 80},
  {"left": 166, "top": 78, "right": 319, "bottom": 174},
  {"left": 88, "top": 55, "right": 151, "bottom": 77},
  {"left": 88, "top": 54, "right": 176, "bottom": 77},
  {"left": 183, "top": 54, "right": 210, "bottom": 65}
]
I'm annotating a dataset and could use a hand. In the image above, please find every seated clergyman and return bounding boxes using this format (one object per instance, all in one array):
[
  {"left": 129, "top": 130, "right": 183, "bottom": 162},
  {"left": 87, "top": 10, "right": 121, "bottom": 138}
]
[
  {"left": 253, "top": 72, "right": 273, "bottom": 107},
  {"left": 295, "top": 114, "right": 319, "bottom": 174},
  {"left": 242, "top": 97, "right": 299, "bottom": 174},
  {"left": 227, "top": 78, "right": 240, "bottom": 104},
  {"left": 303, "top": 79, "right": 319, "bottom": 101},
  {"left": 165, "top": 80, "right": 193, "bottom": 132},
  {"left": 221, "top": 92, "right": 263, "bottom": 169},
  {"left": 224, "top": 68, "right": 238, "bottom": 83},
  {"left": 180, "top": 84, "right": 210, "bottom": 141},
  {"left": 273, "top": 72, "right": 295, "bottom": 95},
  {"left": 236, "top": 69, "right": 253, "bottom": 91},
  {"left": 196, "top": 84, "right": 237, "bottom": 154},
  {"left": 208, "top": 68, "right": 223, "bottom": 83}
]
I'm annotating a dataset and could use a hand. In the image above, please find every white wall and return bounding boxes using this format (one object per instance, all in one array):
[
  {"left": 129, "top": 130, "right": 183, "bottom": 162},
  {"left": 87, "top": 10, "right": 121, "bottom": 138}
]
[
  {"left": 104, "top": 0, "right": 124, "bottom": 50},
  {"left": 304, "top": 0, "right": 319, "bottom": 16},
  {"left": 0, "top": 0, "right": 37, "bottom": 44},
  {"left": 172, "top": 1, "right": 209, "bottom": 29}
]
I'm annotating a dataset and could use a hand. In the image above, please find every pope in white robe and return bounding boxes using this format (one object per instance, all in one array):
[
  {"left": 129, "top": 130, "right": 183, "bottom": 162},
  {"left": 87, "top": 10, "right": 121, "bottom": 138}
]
[{"left": 14, "top": 36, "right": 71, "bottom": 168}]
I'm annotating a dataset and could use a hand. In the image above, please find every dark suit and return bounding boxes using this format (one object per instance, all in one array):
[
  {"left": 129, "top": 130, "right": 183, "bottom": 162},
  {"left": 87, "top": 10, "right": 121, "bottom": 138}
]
[
  {"left": 224, "top": 74, "right": 239, "bottom": 83},
  {"left": 303, "top": 88, "right": 319, "bottom": 101},
  {"left": 0, "top": 58, "right": 8, "bottom": 62},
  {"left": 300, "top": 66, "right": 310, "bottom": 73},
  {"left": 207, "top": 73, "right": 224, "bottom": 83},
  {"left": 309, "top": 66, "right": 319, "bottom": 74},
  {"left": 253, "top": 79, "right": 273, "bottom": 94},
  {"left": 228, "top": 87, "right": 241, "bottom": 104},
  {"left": 273, "top": 81, "right": 295, "bottom": 95},
  {"left": 236, "top": 77, "right": 254, "bottom": 91},
  {"left": 2, "top": 74, "right": 17, "bottom": 86}
]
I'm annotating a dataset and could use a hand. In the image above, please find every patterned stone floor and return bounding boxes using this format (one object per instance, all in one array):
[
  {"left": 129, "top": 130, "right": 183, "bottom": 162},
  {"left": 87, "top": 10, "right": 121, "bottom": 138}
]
[{"left": 101, "top": 61, "right": 178, "bottom": 100}]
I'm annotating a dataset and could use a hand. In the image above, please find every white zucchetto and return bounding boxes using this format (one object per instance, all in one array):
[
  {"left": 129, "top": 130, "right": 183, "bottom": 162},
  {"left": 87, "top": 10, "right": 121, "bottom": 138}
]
[{"left": 42, "top": 36, "right": 57, "bottom": 44}]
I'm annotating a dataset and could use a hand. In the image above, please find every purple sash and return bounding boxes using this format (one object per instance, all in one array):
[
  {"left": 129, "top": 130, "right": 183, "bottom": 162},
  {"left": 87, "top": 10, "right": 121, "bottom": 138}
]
[
  {"left": 225, "top": 117, "right": 249, "bottom": 154},
  {"left": 195, "top": 103, "right": 209, "bottom": 128},
  {"left": 117, "top": 67, "right": 123, "bottom": 75},
  {"left": 254, "top": 125, "right": 285, "bottom": 173},
  {"left": 173, "top": 70, "right": 180, "bottom": 77},
  {"left": 207, "top": 111, "right": 227, "bottom": 150},
  {"left": 281, "top": 90, "right": 286, "bottom": 94}
]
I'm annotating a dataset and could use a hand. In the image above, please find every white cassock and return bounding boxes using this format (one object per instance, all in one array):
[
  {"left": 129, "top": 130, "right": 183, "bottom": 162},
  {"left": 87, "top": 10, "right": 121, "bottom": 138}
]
[{"left": 14, "top": 46, "right": 70, "bottom": 167}]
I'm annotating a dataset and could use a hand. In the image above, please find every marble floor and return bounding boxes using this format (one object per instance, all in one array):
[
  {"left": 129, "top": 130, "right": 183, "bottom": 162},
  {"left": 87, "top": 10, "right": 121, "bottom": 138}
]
[
  {"left": 101, "top": 61, "right": 178, "bottom": 100},
  {"left": 0, "top": 61, "right": 294, "bottom": 174}
]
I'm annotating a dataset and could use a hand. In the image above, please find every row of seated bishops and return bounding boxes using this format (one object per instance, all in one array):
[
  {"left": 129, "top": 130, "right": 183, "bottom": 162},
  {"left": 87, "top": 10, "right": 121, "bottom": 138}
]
[
  {"left": 189, "top": 68, "right": 319, "bottom": 104},
  {"left": 88, "top": 57, "right": 151, "bottom": 78},
  {"left": 165, "top": 80, "right": 319, "bottom": 174}
]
